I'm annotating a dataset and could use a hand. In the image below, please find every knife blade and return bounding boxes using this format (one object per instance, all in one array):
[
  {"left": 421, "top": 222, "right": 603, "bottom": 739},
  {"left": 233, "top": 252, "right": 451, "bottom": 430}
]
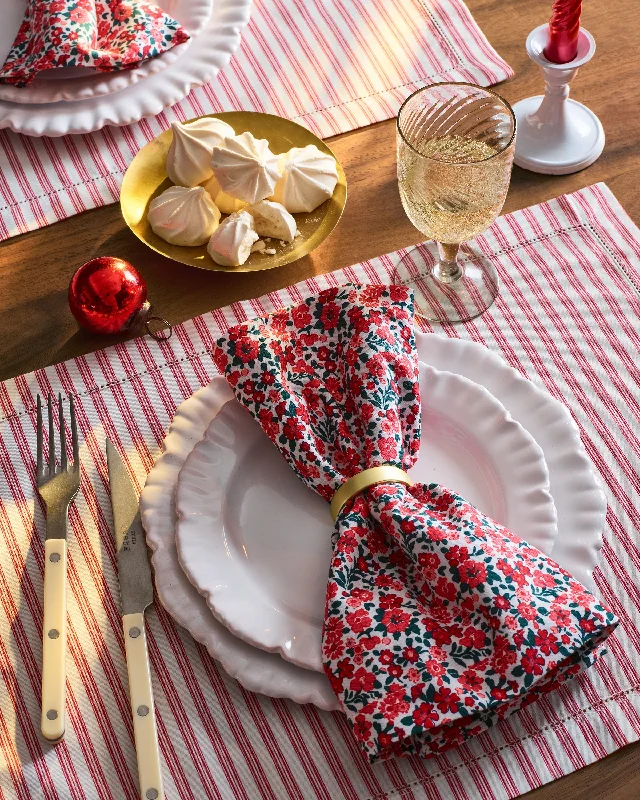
[
  {"left": 106, "top": 440, "right": 154, "bottom": 616},
  {"left": 106, "top": 440, "right": 164, "bottom": 800}
]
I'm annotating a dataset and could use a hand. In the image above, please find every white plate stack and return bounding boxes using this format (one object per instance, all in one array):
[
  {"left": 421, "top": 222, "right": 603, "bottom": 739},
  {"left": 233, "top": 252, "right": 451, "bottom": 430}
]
[
  {"left": 140, "top": 331, "right": 607, "bottom": 710},
  {"left": 0, "top": 0, "right": 252, "bottom": 136}
]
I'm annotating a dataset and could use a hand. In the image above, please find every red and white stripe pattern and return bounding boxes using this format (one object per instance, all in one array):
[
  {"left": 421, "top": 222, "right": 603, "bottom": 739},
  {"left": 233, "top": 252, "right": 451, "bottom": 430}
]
[
  {"left": 0, "top": 0, "right": 512, "bottom": 242},
  {"left": 2, "top": 181, "right": 638, "bottom": 798}
]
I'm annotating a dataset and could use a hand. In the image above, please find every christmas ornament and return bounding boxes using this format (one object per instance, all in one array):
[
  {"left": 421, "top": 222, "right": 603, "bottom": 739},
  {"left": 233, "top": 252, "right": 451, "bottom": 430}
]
[{"left": 68, "top": 257, "right": 171, "bottom": 340}]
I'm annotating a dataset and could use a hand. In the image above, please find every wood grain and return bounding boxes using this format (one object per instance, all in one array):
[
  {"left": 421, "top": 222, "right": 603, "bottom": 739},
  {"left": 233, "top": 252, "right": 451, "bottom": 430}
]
[{"left": 0, "top": 0, "right": 638, "bottom": 795}]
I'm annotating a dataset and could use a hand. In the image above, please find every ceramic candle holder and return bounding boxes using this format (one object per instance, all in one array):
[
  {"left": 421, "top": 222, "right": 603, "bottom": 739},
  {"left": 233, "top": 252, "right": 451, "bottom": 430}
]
[{"left": 512, "top": 24, "right": 604, "bottom": 175}]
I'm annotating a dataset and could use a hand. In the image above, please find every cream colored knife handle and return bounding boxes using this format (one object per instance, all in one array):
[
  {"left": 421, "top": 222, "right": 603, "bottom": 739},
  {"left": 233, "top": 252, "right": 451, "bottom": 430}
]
[
  {"left": 41, "top": 539, "right": 67, "bottom": 741},
  {"left": 123, "top": 613, "right": 163, "bottom": 800}
]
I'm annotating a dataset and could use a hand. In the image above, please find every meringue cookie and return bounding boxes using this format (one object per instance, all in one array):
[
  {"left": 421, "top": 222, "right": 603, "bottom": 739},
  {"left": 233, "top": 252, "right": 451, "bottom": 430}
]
[
  {"left": 207, "top": 210, "right": 259, "bottom": 267},
  {"left": 203, "top": 174, "right": 248, "bottom": 215},
  {"left": 166, "top": 117, "right": 235, "bottom": 187},
  {"left": 148, "top": 186, "right": 220, "bottom": 246},
  {"left": 247, "top": 200, "right": 297, "bottom": 242},
  {"left": 211, "top": 132, "right": 281, "bottom": 204},
  {"left": 270, "top": 144, "right": 339, "bottom": 213}
]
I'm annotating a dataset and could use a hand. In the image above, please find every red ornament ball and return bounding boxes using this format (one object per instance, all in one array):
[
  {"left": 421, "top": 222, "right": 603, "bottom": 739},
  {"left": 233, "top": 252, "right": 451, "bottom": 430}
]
[{"left": 69, "top": 257, "right": 148, "bottom": 335}]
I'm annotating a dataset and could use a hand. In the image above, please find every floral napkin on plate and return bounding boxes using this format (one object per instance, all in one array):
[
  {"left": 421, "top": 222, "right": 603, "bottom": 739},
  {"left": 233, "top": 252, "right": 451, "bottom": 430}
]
[
  {"left": 213, "top": 284, "right": 618, "bottom": 763},
  {"left": 0, "top": 0, "right": 189, "bottom": 87}
]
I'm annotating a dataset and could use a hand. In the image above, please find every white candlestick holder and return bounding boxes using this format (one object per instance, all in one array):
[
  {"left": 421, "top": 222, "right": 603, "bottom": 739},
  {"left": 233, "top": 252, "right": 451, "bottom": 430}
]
[{"left": 512, "top": 24, "right": 604, "bottom": 175}]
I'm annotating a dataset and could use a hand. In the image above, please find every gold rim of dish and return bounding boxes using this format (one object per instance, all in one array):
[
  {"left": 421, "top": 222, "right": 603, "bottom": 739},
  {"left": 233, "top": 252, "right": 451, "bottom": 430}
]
[{"left": 120, "top": 111, "right": 348, "bottom": 273}]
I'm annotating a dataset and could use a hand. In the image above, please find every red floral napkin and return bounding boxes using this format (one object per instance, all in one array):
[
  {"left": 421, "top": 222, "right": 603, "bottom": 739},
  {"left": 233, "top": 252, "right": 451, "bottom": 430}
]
[
  {"left": 213, "top": 285, "right": 618, "bottom": 763},
  {"left": 0, "top": 0, "right": 189, "bottom": 87}
]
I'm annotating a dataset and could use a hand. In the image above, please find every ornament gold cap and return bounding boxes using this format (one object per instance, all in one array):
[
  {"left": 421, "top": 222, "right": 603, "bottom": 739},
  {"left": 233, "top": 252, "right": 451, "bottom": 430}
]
[{"left": 130, "top": 301, "right": 173, "bottom": 342}]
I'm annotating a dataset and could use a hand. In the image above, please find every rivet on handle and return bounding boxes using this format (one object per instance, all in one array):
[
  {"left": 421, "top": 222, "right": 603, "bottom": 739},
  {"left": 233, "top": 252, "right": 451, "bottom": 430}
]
[
  {"left": 48, "top": 629, "right": 59, "bottom": 639},
  {"left": 146, "top": 790, "right": 159, "bottom": 799},
  {"left": 49, "top": 552, "right": 60, "bottom": 563},
  {"left": 129, "top": 627, "right": 141, "bottom": 638},
  {"left": 46, "top": 710, "right": 58, "bottom": 720},
  {"left": 137, "top": 705, "right": 149, "bottom": 717}
]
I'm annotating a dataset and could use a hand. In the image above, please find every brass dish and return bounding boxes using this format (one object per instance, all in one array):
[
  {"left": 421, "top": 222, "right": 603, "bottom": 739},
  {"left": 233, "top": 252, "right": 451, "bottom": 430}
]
[{"left": 120, "top": 111, "right": 347, "bottom": 273}]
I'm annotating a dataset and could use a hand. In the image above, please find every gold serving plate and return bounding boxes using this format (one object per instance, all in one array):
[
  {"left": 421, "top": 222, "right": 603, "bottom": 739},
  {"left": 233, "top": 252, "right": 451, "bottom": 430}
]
[{"left": 120, "top": 111, "right": 347, "bottom": 273}]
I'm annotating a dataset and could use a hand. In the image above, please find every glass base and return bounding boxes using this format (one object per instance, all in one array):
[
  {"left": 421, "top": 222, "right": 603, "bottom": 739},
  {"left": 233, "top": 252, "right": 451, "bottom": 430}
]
[{"left": 393, "top": 244, "right": 499, "bottom": 324}]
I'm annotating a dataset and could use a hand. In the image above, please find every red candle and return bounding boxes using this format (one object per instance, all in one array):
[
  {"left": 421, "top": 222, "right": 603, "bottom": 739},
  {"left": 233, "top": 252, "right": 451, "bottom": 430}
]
[{"left": 544, "top": 0, "right": 582, "bottom": 64}]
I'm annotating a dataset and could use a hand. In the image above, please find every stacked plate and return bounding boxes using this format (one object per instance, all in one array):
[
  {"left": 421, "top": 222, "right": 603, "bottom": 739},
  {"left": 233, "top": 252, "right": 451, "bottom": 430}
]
[
  {"left": 139, "top": 331, "right": 607, "bottom": 711},
  {"left": 0, "top": 0, "right": 252, "bottom": 136}
]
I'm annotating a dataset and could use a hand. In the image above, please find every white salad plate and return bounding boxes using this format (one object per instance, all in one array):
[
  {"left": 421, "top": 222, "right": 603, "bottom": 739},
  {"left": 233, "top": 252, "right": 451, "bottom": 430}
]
[
  {"left": 0, "top": 0, "right": 252, "bottom": 135},
  {"left": 175, "top": 364, "right": 557, "bottom": 673},
  {"left": 140, "top": 332, "right": 606, "bottom": 709},
  {"left": 0, "top": 0, "right": 212, "bottom": 104}
]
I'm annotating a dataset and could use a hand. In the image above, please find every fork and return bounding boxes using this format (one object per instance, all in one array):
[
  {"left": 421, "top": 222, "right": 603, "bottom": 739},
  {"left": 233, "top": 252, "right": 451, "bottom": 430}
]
[{"left": 36, "top": 394, "right": 79, "bottom": 742}]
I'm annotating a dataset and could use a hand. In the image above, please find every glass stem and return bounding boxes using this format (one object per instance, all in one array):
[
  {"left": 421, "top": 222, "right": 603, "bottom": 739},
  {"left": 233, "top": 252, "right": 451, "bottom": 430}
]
[{"left": 434, "top": 242, "right": 463, "bottom": 285}]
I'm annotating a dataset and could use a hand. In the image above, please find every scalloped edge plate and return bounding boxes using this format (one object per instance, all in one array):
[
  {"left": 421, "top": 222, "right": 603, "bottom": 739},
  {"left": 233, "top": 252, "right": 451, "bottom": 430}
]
[
  {"left": 0, "top": 0, "right": 252, "bottom": 135},
  {"left": 174, "top": 363, "right": 557, "bottom": 673},
  {"left": 0, "top": 0, "right": 212, "bottom": 104},
  {"left": 140, "top": 333, "right": 604, "bottom": 708}
]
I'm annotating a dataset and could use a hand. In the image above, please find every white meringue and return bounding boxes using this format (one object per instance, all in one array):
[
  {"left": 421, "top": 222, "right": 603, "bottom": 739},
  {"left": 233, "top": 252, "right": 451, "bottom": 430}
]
[
  {"left": 207, "top": 210, "right": 259, "bottom": 267},
  {"left": 270, "top": 144, "right": 339, "bottom": 213},
  {"left": 203, "top": 174, "right": 248, "bottom": 215},
  {"left": 148, "top": 186, "right": 220, "bottom": 246},
  {"left": 211, "top": 132, "right": 281, "bottom": 204},
  {"left": 247, "top": 200, "right": 297, "bottom": 242},
  {"left": 166, "top": 117, "right": 235, "bottom": 187}
]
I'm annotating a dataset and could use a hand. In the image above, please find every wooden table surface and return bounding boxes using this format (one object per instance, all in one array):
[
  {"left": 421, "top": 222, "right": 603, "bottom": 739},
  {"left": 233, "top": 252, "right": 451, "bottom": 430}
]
[{"left": 0, "top": 0, "right": 638, "bottom": 796}]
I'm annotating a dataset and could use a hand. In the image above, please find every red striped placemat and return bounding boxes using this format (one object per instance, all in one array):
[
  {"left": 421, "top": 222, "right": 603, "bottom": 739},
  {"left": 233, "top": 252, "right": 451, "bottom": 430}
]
[
  {"left": 0, "top": 0, "right": 512, "bottom": 243},
  {"left": 1, "top": 182, "right": 638, "bottom": 799}
]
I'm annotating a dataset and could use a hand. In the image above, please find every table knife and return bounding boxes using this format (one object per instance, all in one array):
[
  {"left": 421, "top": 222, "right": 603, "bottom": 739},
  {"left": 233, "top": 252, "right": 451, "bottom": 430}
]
[{"left": 107, "top": 440, "right": 164, "bottom": 800}]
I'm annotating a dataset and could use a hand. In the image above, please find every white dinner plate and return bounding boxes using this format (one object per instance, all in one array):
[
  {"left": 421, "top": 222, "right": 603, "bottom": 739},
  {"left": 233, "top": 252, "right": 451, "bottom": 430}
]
[
  {"left": 140, "top": 332, "right": 605, "bottom": 709},
  {"left": 0, "top": 0, "right": 212, "bottom": 104},
  {"left": 0, "top": 0, "right": 252, "bottom": 135},
  {"left": 175, "top": 364, "right": 557, "bottom": 673}
]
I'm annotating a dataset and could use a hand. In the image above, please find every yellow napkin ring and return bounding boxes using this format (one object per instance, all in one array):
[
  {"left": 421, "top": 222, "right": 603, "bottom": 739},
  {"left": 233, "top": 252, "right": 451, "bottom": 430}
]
[{"left": 330, "top": 465, "right": 413, "bottom": 522}]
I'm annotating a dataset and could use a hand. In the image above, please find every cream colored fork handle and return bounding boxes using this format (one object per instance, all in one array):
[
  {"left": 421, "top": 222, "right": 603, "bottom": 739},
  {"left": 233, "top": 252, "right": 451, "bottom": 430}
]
[
  {"left": 123, "top": 613, "right": 164, "bottom": 800},
  {"left": 41, "top": 539, "right": 67, "bottom": 741}
]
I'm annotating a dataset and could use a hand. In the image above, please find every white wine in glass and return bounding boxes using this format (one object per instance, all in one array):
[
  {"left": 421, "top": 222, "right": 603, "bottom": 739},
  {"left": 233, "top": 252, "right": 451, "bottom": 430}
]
[{"left": 396, "top": 83, "right": 516, "bottom": 323}]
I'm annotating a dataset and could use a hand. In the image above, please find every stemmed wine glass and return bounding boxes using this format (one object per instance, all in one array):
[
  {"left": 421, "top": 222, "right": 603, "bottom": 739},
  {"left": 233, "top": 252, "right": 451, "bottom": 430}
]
[{"left": 395, "top": 83, "right": 516, "bottom": 323}]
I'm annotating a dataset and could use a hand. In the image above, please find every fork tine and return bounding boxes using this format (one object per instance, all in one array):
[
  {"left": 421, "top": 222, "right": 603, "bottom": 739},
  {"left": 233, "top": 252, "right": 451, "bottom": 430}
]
[
  {"left": 70, "top": 395, "right": 79, "bottom": 469},
  {"left": 47, "top": 395, "right": 55, "bottom": 475},
  {"left": 36, "top": 395, "right": 43, "bottom": 478},
  {"left": 58, "top": 394, "right": 67, "bottom": 471}
]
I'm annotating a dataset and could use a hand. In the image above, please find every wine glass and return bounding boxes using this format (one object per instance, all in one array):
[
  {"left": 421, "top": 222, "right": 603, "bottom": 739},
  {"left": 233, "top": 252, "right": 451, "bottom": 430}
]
[{"left": 395, "top": 83, "right": 516, "bottom": 323}]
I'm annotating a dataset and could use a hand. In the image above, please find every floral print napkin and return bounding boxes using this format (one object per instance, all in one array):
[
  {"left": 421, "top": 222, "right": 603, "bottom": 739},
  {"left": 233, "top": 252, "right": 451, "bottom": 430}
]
[
  {"left": 213, "top": 284, "right": 618, "bottom": 763},
  {"left": 0, "top": 0, "right": 189, "bottom": 87}
]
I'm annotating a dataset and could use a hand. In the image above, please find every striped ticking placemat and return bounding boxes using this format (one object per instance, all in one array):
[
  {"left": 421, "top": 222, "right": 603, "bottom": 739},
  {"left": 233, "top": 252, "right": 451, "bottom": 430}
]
[
  {"left": 0, "top": 0, "right": 512, "bottom": 243},
  {"left": 1, "top": 182, "right": 639, "bottom": 799}
]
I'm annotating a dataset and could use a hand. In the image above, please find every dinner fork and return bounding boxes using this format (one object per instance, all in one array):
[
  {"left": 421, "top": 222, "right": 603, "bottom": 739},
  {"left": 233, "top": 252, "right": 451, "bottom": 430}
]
[{"left": 36, "top": 394, "right": 79, "bottom": 742}]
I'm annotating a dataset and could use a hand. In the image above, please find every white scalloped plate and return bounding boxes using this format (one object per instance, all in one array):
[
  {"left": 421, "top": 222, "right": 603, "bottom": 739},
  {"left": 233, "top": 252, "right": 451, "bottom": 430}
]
[
  {"left": 0, "top": 0, "right": 212, "bottom": 104},
  {"left": 175, "top": 364, "right": 557, "bottom": 673},
  {"left": 0, "top": 0, "right": 251, "bottom": 135},
  {"left": 140, "top": 333, "right": 604, "bottom": 708}
]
